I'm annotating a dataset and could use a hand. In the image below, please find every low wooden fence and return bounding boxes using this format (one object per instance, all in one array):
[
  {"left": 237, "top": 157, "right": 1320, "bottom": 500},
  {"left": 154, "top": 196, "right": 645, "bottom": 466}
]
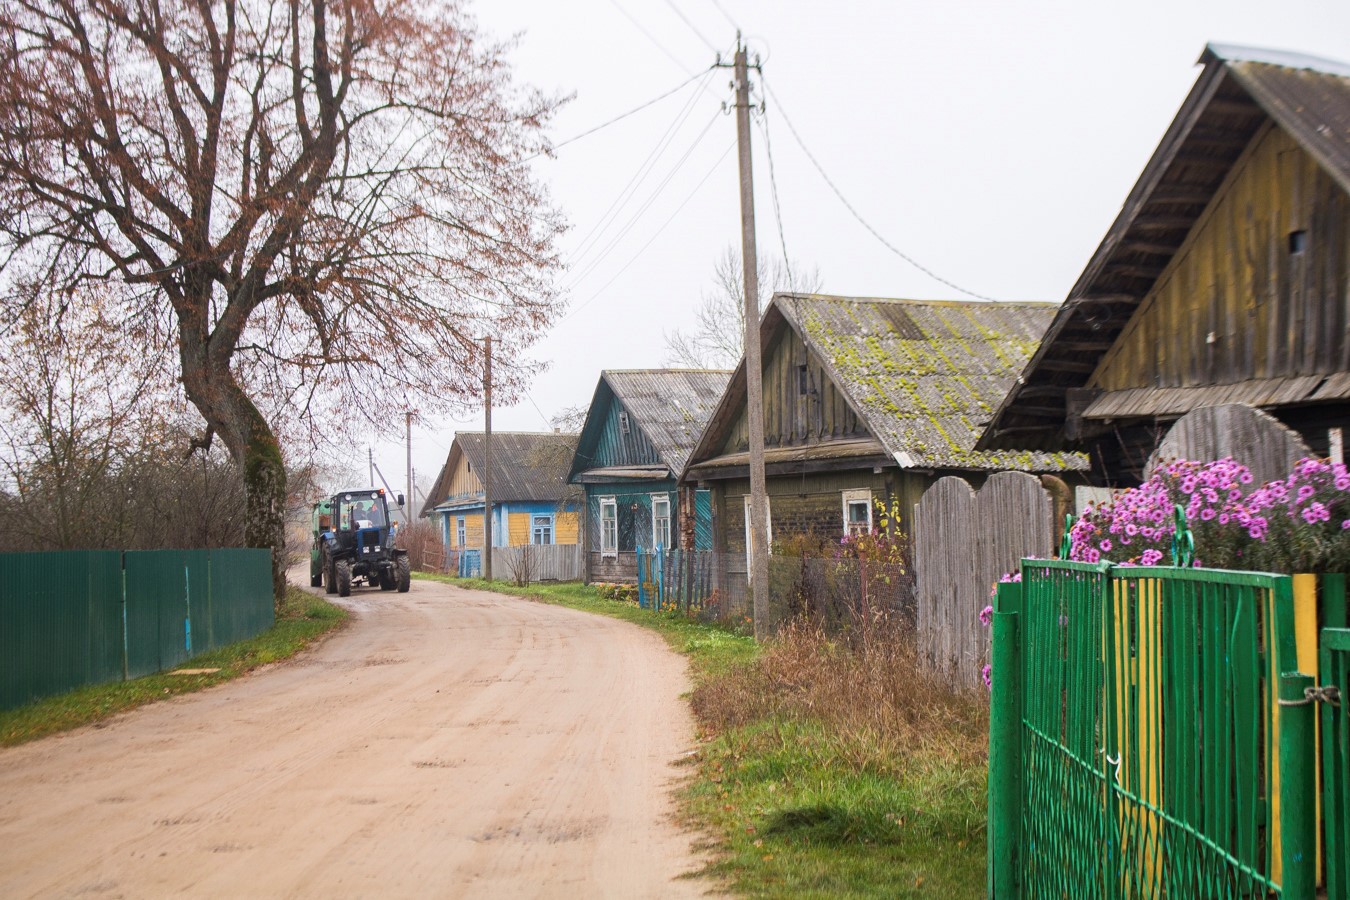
[{"left": 419, "top": 541, "right": 581, "bottom": 583}]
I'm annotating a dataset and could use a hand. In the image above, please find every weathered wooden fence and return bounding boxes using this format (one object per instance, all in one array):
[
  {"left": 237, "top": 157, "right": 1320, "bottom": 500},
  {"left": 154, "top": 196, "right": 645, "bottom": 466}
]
[
  {"left": 914, "top": 471, "right": 1054, "bottom": 689},
  {"left": 1146, "top": 402, "right": 1312, "bottom": 486},
  {"left": 417, "top": 540, "right": 581, "bottom": 583}
]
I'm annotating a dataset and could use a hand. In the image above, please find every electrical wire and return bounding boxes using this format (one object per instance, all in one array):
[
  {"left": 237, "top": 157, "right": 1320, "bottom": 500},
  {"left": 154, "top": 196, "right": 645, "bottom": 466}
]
[
  {"left": 760, "top": 76, "right": 998, "bottom": 302},
  {"left": 563, "top": 106, "right": 723, "bottom": 292},
  {"left": 606, "top": 0, "right": 699, "bottom": 75},
  {"left": 706, "top": 0, "right": 739, "bottom": 30},
  {"left": 528, "top": 68, "right": 714, "bottom": 162},
  {"left": 661, "top": 0, "right": 719, "bottom": 53},
  {"left": 565, "top": 68, "right": 715, "bottom": 273},
  {"left": 755, "top": 113, "right": 798, "bottom": 297},
  {"left": 566, "top": 136, "right": 737, "bottom": 320}
]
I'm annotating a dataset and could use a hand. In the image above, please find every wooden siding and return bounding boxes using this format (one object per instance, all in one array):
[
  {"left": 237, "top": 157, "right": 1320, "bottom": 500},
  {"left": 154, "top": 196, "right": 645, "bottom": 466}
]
[
  {"left": 556, "top": 511, "right": 579, "bottom": 544},
  {"left": 508, "top": 512, "right": 531, "bottom": 546},
  {"left": 1092, "top": 123, "right": 1350, "bottom": 393},
  {"left": 718, "top": 326, "right": 865, "bottom": 455},
  {"left": 589, "top": 397, "right": 664, "bottom": 469},
  {"left": 445, "top": 452, "right": 483, "bottom": 503}
]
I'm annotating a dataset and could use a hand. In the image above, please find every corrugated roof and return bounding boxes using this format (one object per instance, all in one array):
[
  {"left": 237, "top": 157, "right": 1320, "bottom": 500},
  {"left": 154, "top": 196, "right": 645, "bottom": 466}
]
[
  {"left": 422, "top": 431, "right": 577, "bottom": 515},
  {"left": 686, "top": 295, "right": 1087, "bottom": 475},
  {"left": 602, "top": 370, "right": 730, "bottom": 475},
  {"left": 782, "top": 296, "right": 1084, "bottom": 471},
  {"left": 979, "top": 43, "right": 1350, "bottom": 451}
]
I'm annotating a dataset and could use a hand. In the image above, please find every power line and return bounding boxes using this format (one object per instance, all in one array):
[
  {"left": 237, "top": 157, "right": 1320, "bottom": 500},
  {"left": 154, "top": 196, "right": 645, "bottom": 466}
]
[
  {"left": 606, "top": 0, "right": 698, "bottom": 75},
  {"left": 563, "top": 107, "right": 723, "bottom": 292},
  {"left": 760, "top": 76, "right": 998, "bottom": 302},
  {"left": 567, "top": 137, "right": 737, "bottom": 320},
  {"left": 532, "top": 68, "right": 714, "bottom": 161},
  {"left": 706, "top": 0, "right": 739, "bottom": 30},
  {"left": 661, "top": 0, "right": 719, "bottom": 53},
  {"left": 755, "top": 112, "right": 798, "bottom": 297},
  {"left": 565, "top": 68, "right": 714, "bottom": 274}
]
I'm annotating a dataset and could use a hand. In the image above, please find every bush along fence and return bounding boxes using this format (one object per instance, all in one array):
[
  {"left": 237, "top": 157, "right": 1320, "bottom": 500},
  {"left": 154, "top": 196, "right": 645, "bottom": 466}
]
[{"left": 1, "top": 548, "right": 274, "bottom": 710}]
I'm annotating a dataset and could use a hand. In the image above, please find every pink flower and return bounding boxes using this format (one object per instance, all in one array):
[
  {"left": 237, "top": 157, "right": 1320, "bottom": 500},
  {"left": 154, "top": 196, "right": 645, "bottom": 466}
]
[
  {"left": 981, "top": 664, "right": 992, "bottom": 691},
  {"left": 979, "top": 605, "right": 994, "bottom": 626}
]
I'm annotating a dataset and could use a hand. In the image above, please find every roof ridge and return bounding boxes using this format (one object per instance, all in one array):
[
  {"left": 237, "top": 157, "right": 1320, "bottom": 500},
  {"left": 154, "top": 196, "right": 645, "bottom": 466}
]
[{"left": 1204, "top": 42, "right": 1350, "bottom": 79}]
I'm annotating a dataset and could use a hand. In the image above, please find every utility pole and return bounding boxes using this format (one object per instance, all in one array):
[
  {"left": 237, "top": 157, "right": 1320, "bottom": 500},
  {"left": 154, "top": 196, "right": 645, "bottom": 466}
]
[
  {"left": 728, "top": 37, "right": 771, "bottom": 640},
  {"left": 405, "top": 411, "right": 413, "bottom": 524},
  {"left": 483, "top": 335, "right": 493, "bottom": 582}
]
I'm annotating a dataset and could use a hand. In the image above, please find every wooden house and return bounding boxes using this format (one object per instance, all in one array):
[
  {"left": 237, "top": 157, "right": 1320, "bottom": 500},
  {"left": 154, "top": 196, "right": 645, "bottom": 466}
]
[
  {"left": 421, "top": 431, "right": 580, "bottom": 552},
  {"left": 681, "top": 293, "right": 1087, "bottom": 571},
  {"left": 568, "top": 369, "right": 730, "bottom": 582},
  {"left": 978, "top": 44, "right": 1350, "bottom": 484}
]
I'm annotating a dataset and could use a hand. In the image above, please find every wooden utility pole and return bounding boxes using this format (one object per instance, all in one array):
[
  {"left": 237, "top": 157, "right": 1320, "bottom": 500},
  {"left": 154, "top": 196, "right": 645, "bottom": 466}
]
[
  {"left": 732, "top": 38, "right": 771, "bottom": 640},
  {"left": 483, "top": 336, "right": 493, "bottom": 582}
]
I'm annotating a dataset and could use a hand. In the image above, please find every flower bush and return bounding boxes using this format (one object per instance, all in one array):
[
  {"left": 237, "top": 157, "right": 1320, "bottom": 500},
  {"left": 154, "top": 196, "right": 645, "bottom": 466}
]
[
  {"left": 593, "top": 582, "right": 639, "bottom": 604},
  {"left": 1068, "top": 456, "right": 1350, "bottom": 573}
]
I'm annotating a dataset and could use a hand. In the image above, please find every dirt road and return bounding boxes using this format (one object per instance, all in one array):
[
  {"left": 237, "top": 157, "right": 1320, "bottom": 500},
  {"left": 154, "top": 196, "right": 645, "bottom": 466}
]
[{"left": 0, "top": 578, "right": 707, "bottom": 898}]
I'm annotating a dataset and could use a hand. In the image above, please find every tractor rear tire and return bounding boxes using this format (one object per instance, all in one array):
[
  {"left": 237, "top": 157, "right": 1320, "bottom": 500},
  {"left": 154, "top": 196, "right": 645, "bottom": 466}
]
[
  {"left": 336, "top": 559, "right": 352, "bottom": 598},
  {"left": 396, "top": 557, "right": 411, "bottom": 593},
  {"left": 379, "top": 567, "right": 396, "bottom": 591},
  {"left": 324, "top": 553, "right": 337, "bottom": 595}
]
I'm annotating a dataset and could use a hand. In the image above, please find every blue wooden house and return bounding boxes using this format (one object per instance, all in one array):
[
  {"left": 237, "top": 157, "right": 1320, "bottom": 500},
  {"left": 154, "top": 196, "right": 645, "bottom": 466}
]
[
  {"left": 421, "top": 431, "right": 580, "bottom": 564},
  {"left": 568, "top": 369, "right": 730, "bottom": 583}
]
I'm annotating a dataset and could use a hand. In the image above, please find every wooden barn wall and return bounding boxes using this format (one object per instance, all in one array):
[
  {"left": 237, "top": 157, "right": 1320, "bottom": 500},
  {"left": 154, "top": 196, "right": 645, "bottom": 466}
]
[
  {"left": 589, "top": 395, "right": 663, "bottom": 469},
  {"left": 719, "top": 327, "right": 865, "bottom": 455},
  {"left": 1092, "top": 124, "right": 1350, "bottom": 393}
]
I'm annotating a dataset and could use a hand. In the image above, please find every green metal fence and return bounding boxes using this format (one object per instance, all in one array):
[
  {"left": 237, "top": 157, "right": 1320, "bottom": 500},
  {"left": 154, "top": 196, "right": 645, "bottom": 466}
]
[
  {"left": 1322, "top": 627, "right": 1350, "bottom": 899},
  {"left": 990, "top": 560, "right": 1321, "bottom": 898},
  {"left": 1, "top": 548, "right": 273, "bottom": 710}
]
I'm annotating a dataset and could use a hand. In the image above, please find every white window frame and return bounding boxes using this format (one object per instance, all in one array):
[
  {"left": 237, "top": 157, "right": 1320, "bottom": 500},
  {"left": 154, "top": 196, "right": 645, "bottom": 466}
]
[
  {"left": 456, "top": 516, "right": 466, "bottom": 548},
  {"left": 651, "top": 494, "right": 671, "bottom": 550},
  {"left": 842, "top": 489, "right": 872, "bottom": 536},
  {"left": 531, "top": 514, "right": 554, "bottom": 546},
  {"left": 743, "top": 494, "right": 772, "bottom": 571},
  {"left": 600, "top": 497, "right": 618, "bottom": 558}
]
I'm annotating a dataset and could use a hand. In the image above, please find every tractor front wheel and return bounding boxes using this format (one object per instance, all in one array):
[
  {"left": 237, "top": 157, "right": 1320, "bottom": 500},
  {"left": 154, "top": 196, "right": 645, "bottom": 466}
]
[
  {"left": 379, "top": 566, "right": 396, "bottom": 591},
  {"left": 395, "top": 557, "right": 411, "bottom": 593},
  {"left": 336, "top": 559, "right": 353, "bottom": 597},
  {"left": 324, "top": 552, "right": 337, "bottom": 595}
]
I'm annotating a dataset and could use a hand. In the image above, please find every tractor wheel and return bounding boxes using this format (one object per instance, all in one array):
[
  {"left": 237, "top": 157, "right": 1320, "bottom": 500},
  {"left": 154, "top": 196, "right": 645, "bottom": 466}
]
[
  {"left": 336, "top": 559, "right": 352, "bottom": 597},
  {"left": 310, "top": 565, "right": 322, "bottom": 588},
  {"left": 324, "top": 553, "right": 337, "bottom": 595},
  {"left": 396, "top": 557, "right": 411, "bottom": 593},
  {"left": 379, "top": 566, "right": 396, "bottom": 591}
]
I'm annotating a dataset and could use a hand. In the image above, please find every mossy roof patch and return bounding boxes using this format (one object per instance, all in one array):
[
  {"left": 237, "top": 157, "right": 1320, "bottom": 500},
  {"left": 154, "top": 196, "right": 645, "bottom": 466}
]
[{"left": 778, "top": 294, "right": 1087, "bottom": 473}]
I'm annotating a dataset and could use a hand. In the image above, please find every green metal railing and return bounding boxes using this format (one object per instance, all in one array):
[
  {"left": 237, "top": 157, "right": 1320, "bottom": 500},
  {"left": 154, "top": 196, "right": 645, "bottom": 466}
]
[
  {"left": 990, "top": 560, "right": 1320, "bottom": 898},
  {"left": 1, "top": 548, "right": 273, "bottom": 710}
]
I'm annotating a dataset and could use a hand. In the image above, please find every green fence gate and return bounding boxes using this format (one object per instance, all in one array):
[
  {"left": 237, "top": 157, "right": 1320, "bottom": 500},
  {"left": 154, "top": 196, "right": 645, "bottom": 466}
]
[{"left": 989, "top": 560, "right": 1324, "bottom": 898}]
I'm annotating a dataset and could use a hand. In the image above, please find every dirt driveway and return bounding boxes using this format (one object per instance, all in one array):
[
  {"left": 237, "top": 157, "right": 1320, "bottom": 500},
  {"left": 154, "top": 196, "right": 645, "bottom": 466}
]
[{"left": 0, "top": 578, "right": 707, "bottom": 898}]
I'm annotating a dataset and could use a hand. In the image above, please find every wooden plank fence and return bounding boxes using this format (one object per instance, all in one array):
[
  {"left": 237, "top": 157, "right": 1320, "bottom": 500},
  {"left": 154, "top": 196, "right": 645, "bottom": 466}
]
[
  {"left": 417, "top": 540, "right": 581, "bottom": 583},
  {"left": 914, "top": 471, "right": 1054, "bottom": 688}
]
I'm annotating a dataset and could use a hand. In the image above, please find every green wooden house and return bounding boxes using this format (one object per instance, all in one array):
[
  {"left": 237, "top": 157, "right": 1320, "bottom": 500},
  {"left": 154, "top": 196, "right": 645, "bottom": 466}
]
[{"left": 568, "top": 369, "right": 729, "bottom": 583}]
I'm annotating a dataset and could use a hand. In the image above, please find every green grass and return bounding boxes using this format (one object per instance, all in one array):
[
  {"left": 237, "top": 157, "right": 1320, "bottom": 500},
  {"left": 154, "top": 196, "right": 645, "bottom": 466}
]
[
  {"left": 415, "top": 572, "right": 986, "bottom": 897},
  {"left": 0, "top": 585, "right": 348, "bottom": 747}
]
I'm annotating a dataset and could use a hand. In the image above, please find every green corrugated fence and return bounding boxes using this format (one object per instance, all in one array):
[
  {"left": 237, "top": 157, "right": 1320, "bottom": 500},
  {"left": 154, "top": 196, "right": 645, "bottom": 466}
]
[
  {"left": 989, "top": 560, "right": 1328, "bottom": 898},
  {"left": 1, "top": 548, "right": 273, "bottom": 710}
]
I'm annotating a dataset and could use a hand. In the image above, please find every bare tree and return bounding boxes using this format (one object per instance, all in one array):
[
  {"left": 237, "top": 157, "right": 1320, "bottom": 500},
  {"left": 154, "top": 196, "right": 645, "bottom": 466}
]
[
  {"left": 0, "top": 0, "right": 566, "bottom": 598},
  {"left": 664, "top": 246, "right": 822, "bottom": 370}
]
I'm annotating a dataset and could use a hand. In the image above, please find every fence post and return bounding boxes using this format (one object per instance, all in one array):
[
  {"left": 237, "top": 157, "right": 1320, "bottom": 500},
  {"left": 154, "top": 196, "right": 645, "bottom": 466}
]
[
  {"left": 989, "top": 581, "right": 1023, "bottom": 898},
  {"left": 1279, "top": 671, "right": 1316, "bottom": 900}
]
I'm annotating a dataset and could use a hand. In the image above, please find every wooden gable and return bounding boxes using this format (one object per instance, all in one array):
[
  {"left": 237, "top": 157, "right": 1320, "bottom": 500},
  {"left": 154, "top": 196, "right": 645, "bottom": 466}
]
[
  {"left": 715, "top": 321, "right": 868, "bottom": 455},
  {"left": 587, "top": 393, "right": 664, "bottom": 470},
  {"left": 1089, "top": 121, "right": 1349, "bottom": 400}
]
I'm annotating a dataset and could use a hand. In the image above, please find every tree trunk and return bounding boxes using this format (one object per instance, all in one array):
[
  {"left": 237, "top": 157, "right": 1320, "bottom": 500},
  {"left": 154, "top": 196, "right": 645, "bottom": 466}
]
[{"left": 179, "top": 317, "right": 288, "bottom": 604}]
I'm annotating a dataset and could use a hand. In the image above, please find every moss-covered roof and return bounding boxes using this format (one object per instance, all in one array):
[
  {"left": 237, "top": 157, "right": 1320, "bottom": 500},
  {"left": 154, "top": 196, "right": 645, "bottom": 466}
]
[{"left": 778, "top": 295, "right": 1087, "bottom": 472}]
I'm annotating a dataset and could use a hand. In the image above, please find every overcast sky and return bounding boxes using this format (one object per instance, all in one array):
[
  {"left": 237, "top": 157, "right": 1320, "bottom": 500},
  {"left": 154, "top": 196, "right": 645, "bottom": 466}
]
[{"left": 355, "top": 0, "right": 1350, "bottom": 504}]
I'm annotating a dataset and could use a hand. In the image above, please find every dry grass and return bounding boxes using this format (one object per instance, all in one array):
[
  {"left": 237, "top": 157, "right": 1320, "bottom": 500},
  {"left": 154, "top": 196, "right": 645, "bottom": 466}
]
[{"left": 691, "top": 619, "right": 988, "bottom": 777}]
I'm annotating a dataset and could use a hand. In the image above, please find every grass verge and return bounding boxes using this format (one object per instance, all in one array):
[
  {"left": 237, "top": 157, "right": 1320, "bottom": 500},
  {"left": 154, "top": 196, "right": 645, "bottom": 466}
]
[
  {"left": 0, "top": 585, "right": 348, "bottom": 747},
  {"left": 415, "top": 573, "right": 987, "bottom": 897}
]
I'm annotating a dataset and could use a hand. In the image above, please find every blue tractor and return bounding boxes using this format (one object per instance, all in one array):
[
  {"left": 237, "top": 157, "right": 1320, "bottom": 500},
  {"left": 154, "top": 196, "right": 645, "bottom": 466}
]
[{"left": 310, "top": 488, "right": 410, "bottom": 597}]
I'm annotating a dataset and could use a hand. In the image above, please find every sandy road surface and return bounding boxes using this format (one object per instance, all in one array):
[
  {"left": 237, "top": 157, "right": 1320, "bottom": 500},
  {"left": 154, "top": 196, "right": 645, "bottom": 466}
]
[{"left": 0, "top": 577, "right": 707, "bottom": 898}]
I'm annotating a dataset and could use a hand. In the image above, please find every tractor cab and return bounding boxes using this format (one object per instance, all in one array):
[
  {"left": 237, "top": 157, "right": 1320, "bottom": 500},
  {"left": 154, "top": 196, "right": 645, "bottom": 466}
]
[{"left": 309, "top": 488, "right": 409, "bottom": 597}]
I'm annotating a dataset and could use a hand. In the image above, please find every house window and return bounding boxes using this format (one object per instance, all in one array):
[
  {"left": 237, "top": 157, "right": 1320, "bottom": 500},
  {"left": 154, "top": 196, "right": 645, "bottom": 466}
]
[
  {"left": 532, "top": 515, "right": 554, "bottom": 545},
  {"left": 842, "top": 490, "right": 872, "bottom": 537},
  {"left": 743, "top": 495, "right": 772, "bottom": 572},
  {"left": 797, "top": 364, "right": 809, "bottom": 395},
  {"left": 600, "top": 497, "right": 618, "bottom": 558},
  {"left": 651, "top": 494, "right": 671, "bottom": 549},
  {"left": 619, "top": 411, "right": 630, "bottom": 435},
  {"left": 456, "top": 516, "right": 466, "bottom": 547}
]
